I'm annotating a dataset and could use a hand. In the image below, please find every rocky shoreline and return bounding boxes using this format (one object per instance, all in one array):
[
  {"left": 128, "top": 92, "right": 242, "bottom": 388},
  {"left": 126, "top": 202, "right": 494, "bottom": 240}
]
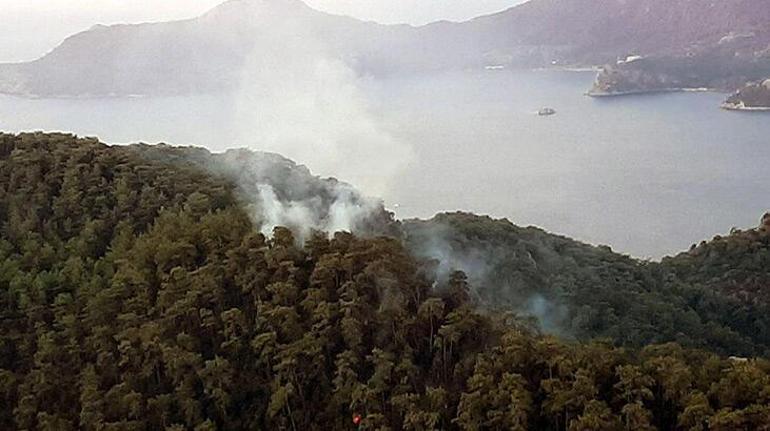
[
  {"left": 721, "top": 79, "right": 770, "bottom": 111},
  {"left": 721, "top": 102, "right": 770, "bottom": 111},
  {"left": 586, "top": 87, "right": 714, "bottom": 97}
]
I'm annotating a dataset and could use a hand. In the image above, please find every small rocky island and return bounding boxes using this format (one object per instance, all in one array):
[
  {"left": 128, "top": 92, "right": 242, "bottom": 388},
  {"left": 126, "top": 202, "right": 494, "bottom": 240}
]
[
  {"left": 722, "top": 79, "right": 770, "bottom": 111},
  {"left": 537, "top": 107, "right": 556, "bottom": 116}
]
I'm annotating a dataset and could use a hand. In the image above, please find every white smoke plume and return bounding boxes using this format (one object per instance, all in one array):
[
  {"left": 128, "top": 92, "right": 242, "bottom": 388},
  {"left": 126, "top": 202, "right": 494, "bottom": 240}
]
[
  {"left": 407, "top": 221, "right": 571, "bottom": 336},
  {"left": 254, "top": 182, "right": 382, "bottom": 242},
  {"left": 232, "top": 4, "right": 414, "bottom": 197}
]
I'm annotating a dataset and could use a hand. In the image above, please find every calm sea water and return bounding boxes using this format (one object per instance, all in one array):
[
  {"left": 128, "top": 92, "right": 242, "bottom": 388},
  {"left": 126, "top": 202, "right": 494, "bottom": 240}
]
[{"left": 1, "top": 69, "right": 769, "bottom": 258}]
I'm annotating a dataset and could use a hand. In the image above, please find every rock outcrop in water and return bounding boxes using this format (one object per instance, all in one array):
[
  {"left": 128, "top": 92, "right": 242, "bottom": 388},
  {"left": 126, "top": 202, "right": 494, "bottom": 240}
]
[{"left": 722, "top": 79, "right": 770, "bottom": 110}]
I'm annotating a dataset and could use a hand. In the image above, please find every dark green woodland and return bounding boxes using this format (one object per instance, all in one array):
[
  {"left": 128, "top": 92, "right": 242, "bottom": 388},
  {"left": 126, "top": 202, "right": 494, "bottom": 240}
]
[{"left": 1, "top": 132, "right": 769, "bottom": 430}]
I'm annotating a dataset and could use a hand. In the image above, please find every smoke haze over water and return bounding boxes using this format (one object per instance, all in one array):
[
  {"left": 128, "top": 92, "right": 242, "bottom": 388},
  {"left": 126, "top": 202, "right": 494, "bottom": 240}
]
[{"left": 232, "top": 17, "right": 414, "bottom": 198}]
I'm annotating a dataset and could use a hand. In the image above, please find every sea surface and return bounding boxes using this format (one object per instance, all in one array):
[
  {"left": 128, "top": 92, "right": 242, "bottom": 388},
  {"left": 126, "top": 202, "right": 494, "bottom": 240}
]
[{"left": 2, "top": 69, "right": 769, "bottom": 259}]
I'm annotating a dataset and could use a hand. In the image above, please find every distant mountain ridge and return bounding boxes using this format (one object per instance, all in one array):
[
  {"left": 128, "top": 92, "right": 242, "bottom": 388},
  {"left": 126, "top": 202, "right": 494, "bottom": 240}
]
[
  {"left": 2, "top": 0, "right": 770, "bottom": 97},
  {"left": 466, "top": 0, "right": 770, "bottom": 65}
]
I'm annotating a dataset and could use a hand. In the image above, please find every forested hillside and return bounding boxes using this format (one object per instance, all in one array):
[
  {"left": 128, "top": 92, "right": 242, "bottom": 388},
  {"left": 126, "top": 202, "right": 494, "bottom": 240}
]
[
  {"left": 405, "top": 213, "right": 770, "bottom": 357},
  {"left": 1, "top": 133, "right": 770, "bottom": 430},
  {"left": 663, "top": 214, "right": 770, "bottom": 307}
]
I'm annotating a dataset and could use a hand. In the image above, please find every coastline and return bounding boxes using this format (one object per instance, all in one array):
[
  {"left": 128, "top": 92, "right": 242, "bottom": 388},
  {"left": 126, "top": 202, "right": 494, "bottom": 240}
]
[
  {"left": 586, "top": 87, "right": 717, "bottom": 97},
  {"left": 0, "top": 89, "right": 151, "bottom": 100},
  {"left": 0, "top": 90, "right": 210, "bottom": 101},
  {"left": 721, "top": 102, "right": 770, "bottom": 112},
  {"left": 533, "top": 65, "right": 602, "bottom": 73}
]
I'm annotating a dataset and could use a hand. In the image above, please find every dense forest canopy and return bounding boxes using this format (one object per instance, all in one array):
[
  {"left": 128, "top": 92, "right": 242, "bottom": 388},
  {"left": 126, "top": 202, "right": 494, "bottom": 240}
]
[
  {"left": 405, "top": 213, "right": 770, "bottom": 357},
  {"left": 1, "top": 133, "right": 769, "bottom": 430}
]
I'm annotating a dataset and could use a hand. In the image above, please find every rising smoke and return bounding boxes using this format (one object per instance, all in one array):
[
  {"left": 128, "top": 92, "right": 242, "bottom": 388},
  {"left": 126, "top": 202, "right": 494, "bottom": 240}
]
[
  {"left": 405, "top": 219, "right": 571, "bottom": 336},
  {"left": 207, "top": 145, "right": 388, "bottom": 242},
  {"left": 254, "top": 182, "right": 382, "bottom": 242},
  {"left": 211, "top": 2, "right": 414, "bottom": 241},
  {"left": 232, "top": 5, "right": 413, "bottom": 198},
  {"left": 208, "top": 2, "right": 566, "bottom": 335}
]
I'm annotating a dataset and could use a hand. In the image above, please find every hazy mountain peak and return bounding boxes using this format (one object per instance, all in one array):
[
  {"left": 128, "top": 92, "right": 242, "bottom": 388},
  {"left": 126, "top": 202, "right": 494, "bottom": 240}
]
[{"left": 203, "top": 0, "right": 312, "bottom": 18}]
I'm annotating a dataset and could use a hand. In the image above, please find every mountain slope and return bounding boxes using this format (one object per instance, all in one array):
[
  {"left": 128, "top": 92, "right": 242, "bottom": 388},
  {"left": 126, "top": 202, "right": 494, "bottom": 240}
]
[
  {"left": 3, "top": 0, "right": 770, "bottom": 97},
  {"left": 662, "top": 213, "right": 770, "bottom": 307},
  {"left": 405, "top": 212, "right": 770, "bottom": 357},
  {"left": 581, "top": 0, "right": 770, "bottom": 96},
  {"left": 469, "top": 0, "right": 770, "bottom": 63},
  {"left": 2, "top": 133, "right": 768, "bottom": 359},
  {"left": 0, "top": 0, "right": 368, "bottom": 96},
  {"left": 2, "top": 133, "right": 770, "bottom": 430},
  {"left": 0, "top": 0, "right": 442, "bottom": 97}
]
